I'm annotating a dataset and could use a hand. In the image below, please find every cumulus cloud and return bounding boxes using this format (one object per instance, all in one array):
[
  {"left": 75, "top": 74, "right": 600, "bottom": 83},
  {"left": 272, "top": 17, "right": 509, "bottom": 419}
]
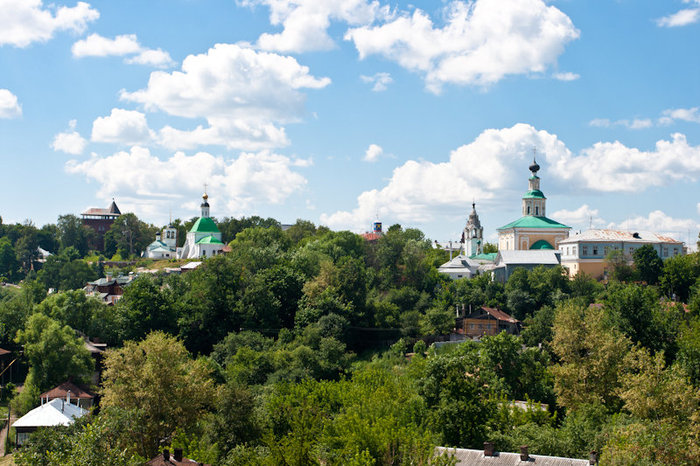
[
  {"left": 121, "top": 43, "right": 329, "bottom": 151},
  {"left": 0, "top": 0, "right": 98, "bottom": 48},
  {"left": 51, "top": 120, "right": 87, "bottom": 154},
  {"left": 66, "top": 146, "right": 309, "bottom": 217},
  {"left": 345, "top": 0, "right": 579, "bottom": 93},
  {"left": 321, "top": 124, "right": 700, "bottom": 231},
  {"left": 607, "top": 210, "right": 699, "bottom": 240},
  {"left": 72, "top": 33, "right": 174, "bottom": 68},
  {"left": 657, "top": 1, "right": 700, "bottom": 27},
  {"left": 242, "top": 0, "right": 389, "bottom": 52},
  {"left": 360, "top": 72, "right": 393, "bottom": 91},
  {"left": 0, "top": 89, "right": 22, "bottom": 118},
  {"left": 553, "top": 72, "right": 580, "bottom": 81},
  {"left": 91, "top": 109, "right": 154, "bottom": 145},
  {"left": 363, "top": 143, "right": 384, "bottom": 162}
]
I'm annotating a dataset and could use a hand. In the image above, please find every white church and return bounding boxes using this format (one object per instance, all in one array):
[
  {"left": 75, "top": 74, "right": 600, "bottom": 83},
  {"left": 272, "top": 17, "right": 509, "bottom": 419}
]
[{"left": 144, "top": 192, "right": 225, "bottom": 260}]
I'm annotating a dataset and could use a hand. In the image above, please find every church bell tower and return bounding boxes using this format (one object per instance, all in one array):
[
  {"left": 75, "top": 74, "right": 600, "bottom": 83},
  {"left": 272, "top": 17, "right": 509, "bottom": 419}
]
[{"left": 462, "top": 202, "right": 484, "bottom": 257}]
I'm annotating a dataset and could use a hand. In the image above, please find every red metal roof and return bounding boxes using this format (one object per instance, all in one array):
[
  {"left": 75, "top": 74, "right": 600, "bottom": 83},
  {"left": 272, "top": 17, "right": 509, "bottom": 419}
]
[{"left": 481, "top": 307, "right": 519, "bottom": 323}]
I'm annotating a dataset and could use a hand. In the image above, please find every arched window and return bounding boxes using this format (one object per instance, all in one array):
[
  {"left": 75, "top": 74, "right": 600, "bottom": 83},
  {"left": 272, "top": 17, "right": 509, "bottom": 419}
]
[{"left": 535, "top": 206, "right": 539, "bottom": 215}]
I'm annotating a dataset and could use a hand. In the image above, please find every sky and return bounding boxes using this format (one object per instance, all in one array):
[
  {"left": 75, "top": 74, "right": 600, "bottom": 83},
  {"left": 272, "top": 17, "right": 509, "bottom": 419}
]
[{"left": 0, "top": 0, "right": 699, "bottom": 249}]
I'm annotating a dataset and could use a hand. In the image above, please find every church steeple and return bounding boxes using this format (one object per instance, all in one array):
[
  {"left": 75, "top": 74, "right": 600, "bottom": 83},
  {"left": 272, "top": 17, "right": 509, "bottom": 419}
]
[
  {"left": 463, "top": 201, "right": 484, "bottom": 257},
  {"left": 201, "top": 189, "right": 210, "bottom": 218},
  {"left": 522, "top": 152, "right": 547, "bottom": 217}
]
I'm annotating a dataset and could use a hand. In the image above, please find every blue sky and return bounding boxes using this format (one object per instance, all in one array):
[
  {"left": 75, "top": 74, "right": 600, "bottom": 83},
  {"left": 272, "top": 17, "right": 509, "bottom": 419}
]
[{"left": 1, "top": 0, "right": 699, "bottom": 248}]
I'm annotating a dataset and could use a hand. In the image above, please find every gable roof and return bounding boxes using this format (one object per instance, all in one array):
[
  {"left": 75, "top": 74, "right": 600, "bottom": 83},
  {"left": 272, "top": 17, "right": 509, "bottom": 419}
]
[
  {"left": 13, "top": 398, "right": 87, "bottom": 428},
  {"left": 479, "top": 307, "right": 519, "bottom": 323},
  {"left": 497, "top": 216, "right": 570, "bottom": 231},
  {"left": 40, "top": 381, "right": 96, "bottom": 400}
]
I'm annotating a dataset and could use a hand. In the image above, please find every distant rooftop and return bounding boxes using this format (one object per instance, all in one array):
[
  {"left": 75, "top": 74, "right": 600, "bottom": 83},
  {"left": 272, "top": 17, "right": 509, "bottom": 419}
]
[
  {"left": 81, "top": 199, "right": 121, "bottom": 218},
  {"left": 559, "top": 229, "right": 682, "bottom": 244}
]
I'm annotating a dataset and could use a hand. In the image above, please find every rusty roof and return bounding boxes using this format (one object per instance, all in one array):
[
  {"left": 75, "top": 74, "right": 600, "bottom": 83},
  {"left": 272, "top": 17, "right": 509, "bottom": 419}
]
[
  {"left": 560, "top": 229, "right": 682, "bottom": 244},
  {"left": 40, "top": 381, "right": 96, "bottom": 400},
  {"left": 481, "top": 307, "right": 519, "bottom": 323},
  {"left": 0, "top": 347, "right": 10, "bottom": 356}
]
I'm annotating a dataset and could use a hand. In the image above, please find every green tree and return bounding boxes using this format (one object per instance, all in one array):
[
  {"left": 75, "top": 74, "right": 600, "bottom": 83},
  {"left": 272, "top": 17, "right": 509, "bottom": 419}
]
[
  {"left": 100, "top": 332, "right": 215, "bottom": 458},
  {"left": 34, "top": 289, "right": 103, "bottom": 336},
  {"left": 633, "top": 244, "right": 663, "bottom": 285},
  {"left": 104, "top": 213, "right": 156, "bottom": 257},
  {"left": 551, "top": 301, "right": 630, "bottom": 410},
  {"left": 0, "top": 236, "right": 18, "bottom": 281},
  {"left": 605, "top": 249, "right": 636, "bottom": 282},
  {"left": 660, "top": 253, "right": 700, "bottom": 301},
  {"left": 15, "top": 313, "right": 94, "bottom": 391},
  {"left": 603, "top": 282, "right": 661, "bottom": 351},
  {"left": 57, "top": 214, "right": 94, "bottom": 256}
]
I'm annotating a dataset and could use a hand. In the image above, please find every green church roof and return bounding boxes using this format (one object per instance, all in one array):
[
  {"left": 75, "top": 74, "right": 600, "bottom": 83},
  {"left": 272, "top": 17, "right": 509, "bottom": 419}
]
[
  {"left": 522, "top": 189, "right": 546, "bottom": 199},
  {"left": 469, "top": 252, "right": 498, "bottom": 261},
  {"left": 190, "top": 217, "right": 220, "bottom": 234},
  {"left": 529, "top": 239, "right": 555, "bottom": 250},
  {"left": 498, "top": 216, "right": 570, "bottom": 230},
  {"left": 196, "top": 235, "right": 224, "bottom": 245}
]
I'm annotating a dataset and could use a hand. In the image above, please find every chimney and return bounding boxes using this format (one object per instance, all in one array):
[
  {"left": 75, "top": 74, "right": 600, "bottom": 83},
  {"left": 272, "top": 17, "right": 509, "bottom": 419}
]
[
  {"left": 163, "top": 449, "right": 170, "bottom": 461},
  {"left": 66, "top": 390, "right": 71, "bottom": 405},
  {"left": 520, "top": 445, "right": 529, "bottom": 461},
  {"left": 174, "top": 448, "right": 183, "bottom": 461},
  {"left": 484, "top": 442, "right": 495, "bottom": 457},
  {"left": 589, "top": 451, "right": 598, "bottom": 465}
]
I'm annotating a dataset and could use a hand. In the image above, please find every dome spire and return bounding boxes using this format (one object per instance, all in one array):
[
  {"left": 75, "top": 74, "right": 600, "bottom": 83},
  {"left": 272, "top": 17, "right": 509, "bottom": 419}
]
[
  {"left": 200, "top": 184, "right": 210, "bottom": 218},
  {"left": 529, "top": 147, "right": 540, "bottom": 175}
]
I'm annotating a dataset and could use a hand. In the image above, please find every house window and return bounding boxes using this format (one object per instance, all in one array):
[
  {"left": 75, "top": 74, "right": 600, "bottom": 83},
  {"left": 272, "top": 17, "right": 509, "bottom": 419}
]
[
  {"left": 604, "top": 246, "right": 610, "bottom": 255},
  {"left": 629, "top": 247, "right": 634, "bottom": 255},
  {"left": 593, "top": 246, "right": 598, "bottom": 256},
  {"left": 573, "top": 246, "right": 577, "bottom": 256},
  {"left": 582, "top": 246, "right": 588, "bottom": 256},
  {"left": 663, "top": 247, "right": 668, "bottom": 257},
  {"left": 674, "top": 248, "right": 679, "bottom": 255}
]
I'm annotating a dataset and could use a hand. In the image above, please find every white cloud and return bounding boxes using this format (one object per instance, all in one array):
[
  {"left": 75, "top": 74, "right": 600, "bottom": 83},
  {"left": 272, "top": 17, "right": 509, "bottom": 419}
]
[
  {"left": 0, "top": 89, "right": 22, "bottom": 118},
  {"left": 320, "top": 124, "right": 700, "bottom": 231},
  {"left": 0, "top": 0, "right": 98, "bottom": 48},
  {"left": 360, "top": 72, "right": 393, "bottom": 91},
  {"left": 242, "top": 0, "right": 389, "bottom": 52},
  {"left": 363, "top": 143, "right": 384, "bottom": 162},
  {"left": 66, "top": 146, "right": 309, "bottom": 217},
  {"left": 72, "top": 33, "right": 174, "bottom": 68},
  {"left": 121, "top": 43, "right": 329, "bottom": 151},
  {"left": 657, "top": 1, "right": 700, "bottom": 27},
  {"left": 345, "top": 0, "right": 579, "bottom": 93},
  {"left": 661, "top": 107, "right": 700, "bottom": 124},
  {"left": 589, "top": 117, "right": 653, "bottom": 130},
  {"left": 551, "top": 205, "right": 605, "bottom": 229},
  {"left": 607, "top": 210, "right": 699, "bottom": 241},
  {"left": 51, "top": 120, "right": 87, "bottom": 154},
  {"left": 91, "top": 108, "right": 154, "bottom": 145},
  {"left": 553, "top": 72, "right": 580, "bottom": 81}
]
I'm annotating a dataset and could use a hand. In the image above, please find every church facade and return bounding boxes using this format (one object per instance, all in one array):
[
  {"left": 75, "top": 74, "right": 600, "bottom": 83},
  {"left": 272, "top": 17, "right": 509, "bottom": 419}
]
[
  {"left": 497, "top": 159, "right": 571, "bottom": 251},
  {"left": 178, "top": 193, "right": 224, "bottom": 259}
]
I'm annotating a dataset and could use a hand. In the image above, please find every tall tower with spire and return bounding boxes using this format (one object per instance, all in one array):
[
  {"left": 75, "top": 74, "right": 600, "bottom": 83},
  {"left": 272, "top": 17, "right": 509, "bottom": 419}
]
[
  {"left": 521, "top": 156, "right": 547, "bottom": 217},
  {"left": 462, "top": 202, "right": 484, "bottom": 257}
]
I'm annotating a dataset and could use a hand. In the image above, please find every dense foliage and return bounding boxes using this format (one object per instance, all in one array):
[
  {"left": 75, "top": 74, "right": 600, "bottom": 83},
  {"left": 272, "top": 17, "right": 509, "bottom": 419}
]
[{"left": 2, "top": 214, "right": 700, "bottom": 465}]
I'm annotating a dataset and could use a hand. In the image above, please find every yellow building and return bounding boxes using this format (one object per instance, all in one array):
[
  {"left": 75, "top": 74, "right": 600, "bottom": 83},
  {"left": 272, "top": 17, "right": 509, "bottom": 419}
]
[
  {"left": 497, "top": 159, "right": 571, "bottom": 251},
  {"left": 559, "top": 229, "right": 684, "bottom": 279}
]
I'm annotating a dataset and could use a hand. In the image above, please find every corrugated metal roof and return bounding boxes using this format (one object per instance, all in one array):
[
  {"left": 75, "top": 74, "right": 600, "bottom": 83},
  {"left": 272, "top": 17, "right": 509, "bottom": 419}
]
[
  {"left": 559, "top": 229, "right": 682, "bottom": 244},
  {"left": 13, "top": 398, "right": 87, "bottom": 428},
  {"left": 435, "top": 447, "right": 589, "bottom": 465},
  {"left": 496, "top": 250, "right": 561, "bottom": 265}
]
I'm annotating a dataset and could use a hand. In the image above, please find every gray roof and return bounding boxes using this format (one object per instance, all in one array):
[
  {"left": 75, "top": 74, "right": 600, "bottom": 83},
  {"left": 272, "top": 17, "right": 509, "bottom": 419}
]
[
  {"left": 435, "top": 447, "right": 590, "bottom": 465},
  {"left": 495, "top": 250, "right": 561, "bottom": 266},
  {"left": 13, "top": 398, "right": 87, "bottom": 428},
  {"left": 439, "top": 255, "right": 481, "bottom": 271}
]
